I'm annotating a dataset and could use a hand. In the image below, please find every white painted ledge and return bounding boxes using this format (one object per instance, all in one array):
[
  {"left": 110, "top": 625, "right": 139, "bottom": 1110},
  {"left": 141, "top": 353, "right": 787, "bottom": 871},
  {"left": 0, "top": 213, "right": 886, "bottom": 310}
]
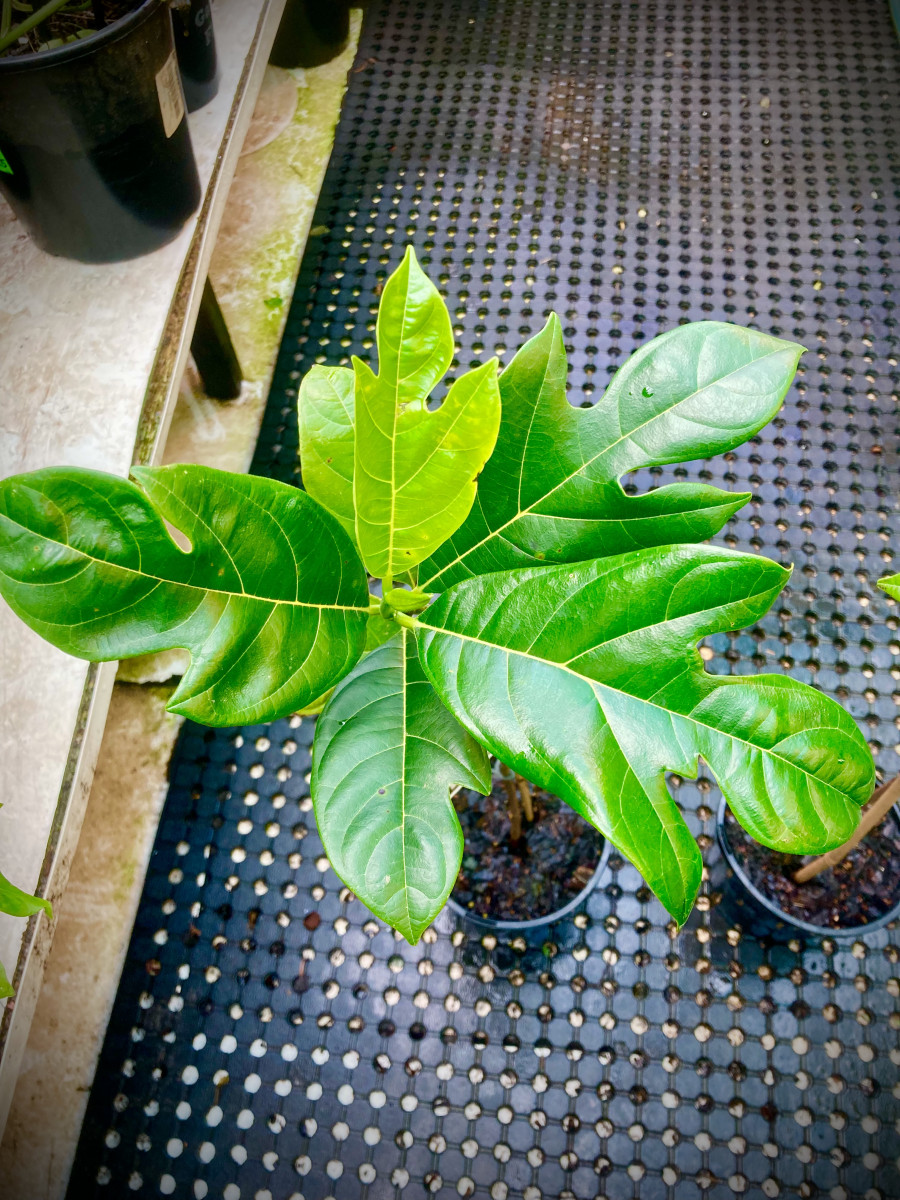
[{"left": 0, "top": 0, "right": 288, "bottom": 1136}]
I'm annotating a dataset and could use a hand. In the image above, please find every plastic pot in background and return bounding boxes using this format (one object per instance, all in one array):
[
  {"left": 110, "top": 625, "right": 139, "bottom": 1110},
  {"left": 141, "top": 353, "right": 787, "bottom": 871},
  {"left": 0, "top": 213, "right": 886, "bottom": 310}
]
[
  {"left": 715, "top": 797, "right": 900, "bottom": 941},
  {"left": 270, "top": 0, "right": 350, "bottom": 69},
  {"left": 0, "top": 0, "right": 200, "bottom": 262},
  {"left": 171, "top": 0, "right": 219, "bottom": 111}
]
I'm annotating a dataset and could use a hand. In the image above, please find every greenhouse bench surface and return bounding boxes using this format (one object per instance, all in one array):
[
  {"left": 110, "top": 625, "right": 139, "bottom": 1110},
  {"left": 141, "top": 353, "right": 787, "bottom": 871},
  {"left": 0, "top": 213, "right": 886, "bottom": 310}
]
[{"left": 68, "top": 0, "right": 900, "bottom": 1198}]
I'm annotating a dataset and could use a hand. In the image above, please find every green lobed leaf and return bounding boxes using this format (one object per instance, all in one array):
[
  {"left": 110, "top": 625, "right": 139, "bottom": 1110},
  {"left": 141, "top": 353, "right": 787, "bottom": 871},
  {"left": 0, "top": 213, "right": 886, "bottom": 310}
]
[
  {"left": 420, "top": 316, "right": 805, "bottom": 589},
  {"left": 298, "top": 364, "right": 357, "bottom": 541},
  {"left": 312, "top": 628, "right": 490, "bottom": 943},
  {"left": 416, "top": 546, "right": 873, "bottom": 923},
  {"left": 0, "top": 465, "right": 370, "bottom": 725},
  {"left": 353, "top": 247, "right": 501, "bottom": 580}
]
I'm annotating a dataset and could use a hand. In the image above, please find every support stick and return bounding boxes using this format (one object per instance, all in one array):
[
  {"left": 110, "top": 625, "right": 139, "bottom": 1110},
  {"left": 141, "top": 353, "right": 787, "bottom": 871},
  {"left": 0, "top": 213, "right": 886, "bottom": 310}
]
[
  {"left": 792, "top": 774, "right": 900, "bottom": 884},
  {"left": 500, "top": 764, "right": 522, "bottom": 841},
  {"left": 517, "top": 776, "right": 534, "bottom": 823}
]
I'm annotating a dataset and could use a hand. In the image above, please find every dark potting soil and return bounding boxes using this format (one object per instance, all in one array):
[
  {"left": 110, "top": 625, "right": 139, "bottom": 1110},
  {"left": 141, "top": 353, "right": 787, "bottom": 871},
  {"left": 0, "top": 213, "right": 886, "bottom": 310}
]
[
  {"left": 724, "top": 808, "right": 900, "bottom": 929},
  {"left": 452, "top": 780, "right": 602, "bottom": 922},
  {"left": 4, "top": 0, "right": 141, "bottom": 58}
]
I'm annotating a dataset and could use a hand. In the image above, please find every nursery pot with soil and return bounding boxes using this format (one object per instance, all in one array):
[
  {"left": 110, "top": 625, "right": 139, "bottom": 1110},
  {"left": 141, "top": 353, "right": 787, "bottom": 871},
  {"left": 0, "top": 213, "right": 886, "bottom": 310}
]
[
  {"left": 0, "top": 0, "right": 201, "bottom": 262},
  {"left": 716, "top": 794, "right": 900, "bottom": 940},
  {"left": 447, "top": 762, "right": 610, "bottom": 933}
]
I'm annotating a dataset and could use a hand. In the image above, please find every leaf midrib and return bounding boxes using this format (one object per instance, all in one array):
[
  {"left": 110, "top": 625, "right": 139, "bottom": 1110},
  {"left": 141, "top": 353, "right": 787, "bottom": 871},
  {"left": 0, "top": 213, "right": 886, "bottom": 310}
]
[
  {"left": 4, "top": 519, "right": 368, "bottom": 614},
  {"left": 417, "top": 613, "right": 850, "bottom": 795},
  {"left": 398, "top": 628, "right": 411, "bottom": 933},
  {"left": 420, "top": 349, "right": 786, "bottom": 588}
]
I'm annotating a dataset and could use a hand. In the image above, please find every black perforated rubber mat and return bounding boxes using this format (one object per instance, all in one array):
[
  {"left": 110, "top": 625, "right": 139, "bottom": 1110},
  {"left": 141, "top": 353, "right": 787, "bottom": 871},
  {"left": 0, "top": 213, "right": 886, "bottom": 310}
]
[{"left": 67, "top": 2, "right": 900, "bottom": 1198}]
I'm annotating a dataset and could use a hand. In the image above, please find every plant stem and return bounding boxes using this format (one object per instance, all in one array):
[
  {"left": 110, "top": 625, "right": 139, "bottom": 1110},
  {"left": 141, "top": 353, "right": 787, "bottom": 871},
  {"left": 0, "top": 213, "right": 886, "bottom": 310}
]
[
  {"left": 1, "top": 0, "right": 12, "bottom": 40},
  {"left": 0, "top": 0, "right": 73, "bottom": 53},
  {"left": 792, "top": 773, "right": 900, "bottom": 883},
  {"left": 392, "top": 611, "right": 420, "bottom": 630},
  {"left": 503, "top": 772, "right": 522, "bottom": 842},
  {"left": 517, "top": 775, "right": 534, "bottom": 823}
]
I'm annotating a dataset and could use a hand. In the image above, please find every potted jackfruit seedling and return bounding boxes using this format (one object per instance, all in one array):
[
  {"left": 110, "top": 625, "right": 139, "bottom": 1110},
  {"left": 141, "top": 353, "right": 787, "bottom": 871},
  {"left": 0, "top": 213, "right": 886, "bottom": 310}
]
[{"left": 0, "top": 249, "right": 875, "bottom": 950}]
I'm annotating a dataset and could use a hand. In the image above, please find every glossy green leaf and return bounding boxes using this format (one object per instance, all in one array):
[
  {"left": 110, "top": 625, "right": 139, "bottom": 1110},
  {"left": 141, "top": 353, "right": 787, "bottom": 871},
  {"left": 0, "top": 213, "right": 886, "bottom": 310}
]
[
  {"left": 0, "top": 465, "right": 370, "bottom": 725},
  {"left": 298, "top": 364, "right": 357, "bottom": 540},
  {"left": 417, "top": 546, "right": 872, "bottom": 923},
  {"left": 421, "top": 316, "right": 804, "bottom": 589},
  {"left": 878, "top": 573, "right": 900, "bottom": 604},
  {"left": 353, "top": 247, "right": 501, "bottom": 579},
  {"left": 295, "top": 608, "right": 403, "bottom": 716},
  {"left": 312, "top": 628, "right": 490, "bottom": 942}
]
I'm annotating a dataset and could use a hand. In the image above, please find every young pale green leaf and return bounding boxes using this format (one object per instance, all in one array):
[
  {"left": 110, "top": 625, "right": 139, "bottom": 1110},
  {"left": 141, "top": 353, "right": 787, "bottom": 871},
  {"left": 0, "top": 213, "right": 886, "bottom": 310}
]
[
  {"left": 353, "top": 247, "right": 501, "bottom": 579},
  {"left": 420, "top": 316, "right": 804, "bottom": 589},
  {"left": 312, "top": 628, "right": 490, "bottom": 943},
  {"left": 0, "top": 962, "right": 12, "bottom": 1000},
  {"left": 298, "top": 364, "right": 357, "bottom": 541},
  {"left": 0, "top": 465, "right": 370, "bottom": 726},
  {"left": 878, "top": 574, "right": 900, "bottom": 603},
  {"left": 416, "top": 546, "right": 873, "bottom": 924}
]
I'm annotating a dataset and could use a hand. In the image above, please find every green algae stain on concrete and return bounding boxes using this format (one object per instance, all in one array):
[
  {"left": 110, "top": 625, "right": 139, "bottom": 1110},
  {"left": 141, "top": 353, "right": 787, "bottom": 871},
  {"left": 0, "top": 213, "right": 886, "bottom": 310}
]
[{"left": 208, "top": 14, "right": 364, "bottom": 383}]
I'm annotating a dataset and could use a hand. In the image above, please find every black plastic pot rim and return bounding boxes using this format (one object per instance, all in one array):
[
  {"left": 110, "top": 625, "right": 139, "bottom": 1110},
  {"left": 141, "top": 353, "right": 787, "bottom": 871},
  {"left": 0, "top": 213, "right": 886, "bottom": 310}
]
[
  {"left": 716, "top": 795, "right": 900, "bottom": 938},
  {"left": 446, "top": 837, "right": 611, "bottom": 933},
  {"left": 0, "top": 0, "right": 157, "bottom": 72}
]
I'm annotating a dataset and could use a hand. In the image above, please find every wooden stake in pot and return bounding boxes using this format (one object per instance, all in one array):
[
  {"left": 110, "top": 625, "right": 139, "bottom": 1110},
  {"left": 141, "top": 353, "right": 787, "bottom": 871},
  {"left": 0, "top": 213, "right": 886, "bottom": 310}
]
[
  {"left": 793, "top": 774, "right": 900, "bottom": 884},
  {"left": 517, "top": 776, "right": 534, "bottom": 823},
  {"left": 501, "top": 767, "right": 522, "bottom": 842}
]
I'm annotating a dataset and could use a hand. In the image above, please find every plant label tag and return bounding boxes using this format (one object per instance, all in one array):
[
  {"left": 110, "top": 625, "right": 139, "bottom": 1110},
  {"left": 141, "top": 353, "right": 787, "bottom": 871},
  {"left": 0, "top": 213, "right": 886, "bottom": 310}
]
[
  {"left": 0, "top": 148, "right": 12, "bottom": 176},
  {"left": 156, "top": 51, "right": 186, "bottom": 139}
]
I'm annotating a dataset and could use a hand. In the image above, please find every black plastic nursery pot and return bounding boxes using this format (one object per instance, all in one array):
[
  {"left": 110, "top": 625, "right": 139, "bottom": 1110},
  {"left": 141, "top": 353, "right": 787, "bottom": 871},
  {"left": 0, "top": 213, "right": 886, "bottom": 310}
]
[
  {"left": 269, "top": 0, "right": 351, "bottom": 69},
  {"left": 446, "top": 773, "right": 611, "bottom": 934},
  {"left": 0, "top": 0, "right": 201, "bottom": 262},
  {"left": 716, "top": 796, "right": 900, "bottom": 941},
  {"left": 447, "top": 847, "right": 610, "bottom": 935},
  {"left": 170, "top": 0, "right": 218, "bottom": 112}
]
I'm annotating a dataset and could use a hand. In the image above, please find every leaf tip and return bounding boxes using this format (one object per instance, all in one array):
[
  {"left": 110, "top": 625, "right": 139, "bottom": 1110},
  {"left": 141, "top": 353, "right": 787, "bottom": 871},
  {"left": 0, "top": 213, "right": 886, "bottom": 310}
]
[
  {"left": 399, "top": 243, "right": 428, "bottom": 289},
  {"left": 877, "top": 574, "right": 900, "bottom": 600}
]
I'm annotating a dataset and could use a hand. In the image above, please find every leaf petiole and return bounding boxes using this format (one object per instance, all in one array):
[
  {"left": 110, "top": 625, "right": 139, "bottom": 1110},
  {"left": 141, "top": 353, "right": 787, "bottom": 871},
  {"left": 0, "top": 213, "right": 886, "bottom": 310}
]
[{"left": 392, "top": 611, "right": 420, "bottom": 631}]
